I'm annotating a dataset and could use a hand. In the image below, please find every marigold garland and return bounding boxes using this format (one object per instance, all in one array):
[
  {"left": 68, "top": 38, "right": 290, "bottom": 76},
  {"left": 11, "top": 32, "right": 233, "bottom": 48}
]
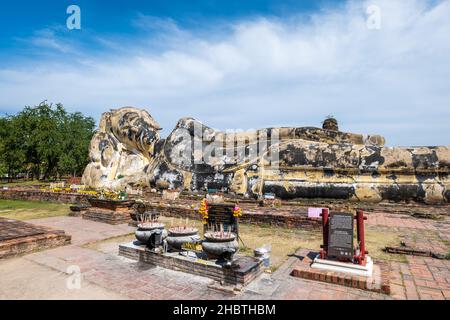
[
  {"left": 233, "top": 205, "right": 243, "bottom": 218},
  {"left": 198, "top": 199, "right": 209, "bottom": 224}
]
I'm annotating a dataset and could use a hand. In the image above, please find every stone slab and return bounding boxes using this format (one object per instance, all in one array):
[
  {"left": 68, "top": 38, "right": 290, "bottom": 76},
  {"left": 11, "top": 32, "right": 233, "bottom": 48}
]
[{"left": 311, "top": 255, "right": 374, "bottom": 277}]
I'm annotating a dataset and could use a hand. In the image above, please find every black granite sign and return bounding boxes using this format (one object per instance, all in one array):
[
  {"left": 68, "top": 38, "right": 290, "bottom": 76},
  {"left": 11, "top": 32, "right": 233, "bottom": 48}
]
[
  {"left": 205, "top": 203, "right": 239, "bottom": 235},
  {"left": 327, "top": 212, "right": 354, "bottom": 260}
]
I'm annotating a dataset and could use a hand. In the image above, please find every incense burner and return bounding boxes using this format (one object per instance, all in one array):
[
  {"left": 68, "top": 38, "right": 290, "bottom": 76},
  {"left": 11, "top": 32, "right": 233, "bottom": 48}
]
[
  {"left": 201, "top": 232, "right": 239, "bottom": 260},
  {"left": 166, "top": 227, "right": 200, "bottom": 251},
  {"left": 135, "top": 222, "right": 167, "bottom": 248}
]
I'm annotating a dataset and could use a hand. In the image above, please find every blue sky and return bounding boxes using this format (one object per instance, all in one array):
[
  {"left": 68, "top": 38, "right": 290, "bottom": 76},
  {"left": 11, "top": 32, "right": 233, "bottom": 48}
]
[
  {"left": 0, "top": 0, "right": 449, "bottom": 146},
  {"left": 0, "top": 0, "right": 334, "bottom": 60}
]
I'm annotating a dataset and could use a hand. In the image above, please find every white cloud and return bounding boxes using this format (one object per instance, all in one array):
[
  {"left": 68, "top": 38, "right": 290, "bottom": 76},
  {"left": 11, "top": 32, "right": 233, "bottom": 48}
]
[{"left": 0, "top": 0, "right": 449, "bottom": 146}]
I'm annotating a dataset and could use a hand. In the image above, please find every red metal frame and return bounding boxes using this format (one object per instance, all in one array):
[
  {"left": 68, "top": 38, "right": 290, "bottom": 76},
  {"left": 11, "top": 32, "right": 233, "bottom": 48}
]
[
  {"left": 354, "top": 209, "right": 368, "bottom": 266},
  {"left": 319, "top": 208, "right": 329, "bottom": 259}
]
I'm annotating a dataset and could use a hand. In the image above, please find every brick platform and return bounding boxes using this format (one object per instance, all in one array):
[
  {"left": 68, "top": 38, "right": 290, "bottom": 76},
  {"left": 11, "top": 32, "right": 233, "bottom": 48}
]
[
  {"left": 0, "top": 218, "right": 71, "bottom": 259},
  {"left": 82, "top": 207, "right": 132, "bottom": 225},
  {"left": 119, "top": 242, "right": 263, "bottom": 286},
  {"left": 290, "top": 249, "right": 391, "bottom": 295}
]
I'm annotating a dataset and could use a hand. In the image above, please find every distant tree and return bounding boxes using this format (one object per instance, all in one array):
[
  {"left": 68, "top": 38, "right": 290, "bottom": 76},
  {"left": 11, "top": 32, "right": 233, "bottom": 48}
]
[
  {"left": 1, "top": 102, "right": 96, "bottom": 181},
  {"left": 15, "top": 102, "right": 62, "bottom": 179},
  {"left": 0, "top": 116, "right": 26, "bottom": 181}
]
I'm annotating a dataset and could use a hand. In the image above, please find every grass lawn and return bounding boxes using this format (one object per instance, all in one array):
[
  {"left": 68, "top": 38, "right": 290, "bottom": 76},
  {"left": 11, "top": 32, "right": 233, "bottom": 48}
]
[
  {"left": 365, "top": 229, "right": 406, "bottom": 263},
  {"left": 0, "top": 199, "right": 70, "bottom": 220},
  {"left": 147, "top": 216, "right": 406, "bottom": 270}
]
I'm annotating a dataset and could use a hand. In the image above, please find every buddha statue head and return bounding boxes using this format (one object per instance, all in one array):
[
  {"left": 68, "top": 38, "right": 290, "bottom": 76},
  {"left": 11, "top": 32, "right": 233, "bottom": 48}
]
[{"left": 106, "top": 107, "right": 162, "bottom": 158}]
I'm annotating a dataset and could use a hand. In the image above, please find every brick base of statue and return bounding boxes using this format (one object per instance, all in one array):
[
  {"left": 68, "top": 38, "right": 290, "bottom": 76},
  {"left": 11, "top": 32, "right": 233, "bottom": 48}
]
[{"left": 0, "top": 218, "right": 71, "bottom": 259}]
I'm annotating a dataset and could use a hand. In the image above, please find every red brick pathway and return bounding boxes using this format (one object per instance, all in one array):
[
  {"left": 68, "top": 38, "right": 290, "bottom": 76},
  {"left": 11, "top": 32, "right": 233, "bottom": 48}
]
[
  {"left": 389, "top": 256, "right": 450, "bottom": 300},
  {"left": 366, "top": 211, "right": 445, "bottom": 230}
]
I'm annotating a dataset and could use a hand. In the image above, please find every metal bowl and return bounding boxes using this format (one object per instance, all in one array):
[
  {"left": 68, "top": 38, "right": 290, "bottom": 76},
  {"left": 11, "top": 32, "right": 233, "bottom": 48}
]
[
  {"left": 137, "top": 222, "right": 165, "bottom": 231},
  {"left": 168, "top": 228, "right": 198, "bottom": 237},
  {"left": 204, "top": 232, "right": 236, "bottom": 242}
]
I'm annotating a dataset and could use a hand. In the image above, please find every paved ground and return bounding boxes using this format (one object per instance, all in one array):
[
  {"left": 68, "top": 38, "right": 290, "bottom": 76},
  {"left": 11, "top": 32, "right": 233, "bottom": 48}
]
[
  {"left": 0, "top": 258, "right": 127, "bottom": 300},
  {"left": 0, "top": 213, "right": 449, "bottom": 300}
]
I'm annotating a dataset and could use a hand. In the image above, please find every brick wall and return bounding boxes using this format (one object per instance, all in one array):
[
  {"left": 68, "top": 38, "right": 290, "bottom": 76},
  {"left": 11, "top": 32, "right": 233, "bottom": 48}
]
[
  {"left": 143, "top": 202, "right": 322, "bottom": 230},
  {"left": 0, "top": 189, "right": 89, "bottom": 204}
]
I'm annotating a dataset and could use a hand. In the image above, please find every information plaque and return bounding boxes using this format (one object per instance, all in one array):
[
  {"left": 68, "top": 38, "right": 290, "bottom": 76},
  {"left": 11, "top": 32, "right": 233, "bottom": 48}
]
[{"left": 327, "top": 212, "right": 354, "bottom": 260}]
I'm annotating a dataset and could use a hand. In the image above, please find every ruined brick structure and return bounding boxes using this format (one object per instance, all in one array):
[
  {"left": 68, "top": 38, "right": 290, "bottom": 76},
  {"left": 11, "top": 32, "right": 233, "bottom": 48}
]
[{"left": 82, "top": 107, "right": 450, "bottom": 204}]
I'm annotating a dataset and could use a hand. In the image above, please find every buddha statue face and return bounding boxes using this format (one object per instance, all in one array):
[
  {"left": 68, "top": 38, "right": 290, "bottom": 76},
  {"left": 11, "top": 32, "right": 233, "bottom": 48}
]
[{"left": 109, "top": 107, "right": 162, "bottom": 158}]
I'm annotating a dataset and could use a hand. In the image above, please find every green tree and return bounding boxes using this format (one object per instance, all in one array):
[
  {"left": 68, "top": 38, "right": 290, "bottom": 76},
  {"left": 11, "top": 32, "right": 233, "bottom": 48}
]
[
  {"left": 15, "top": 102, "right": 62, "bottom": 179},
  {"left": 59, "top": 111, "right": 96, "bottom": 177},
  {"left": 1, "top": 102, "right": 96, "bottom": 181},
  {"left": 0, "top": 116, "right": 26, "bottom": 181}
]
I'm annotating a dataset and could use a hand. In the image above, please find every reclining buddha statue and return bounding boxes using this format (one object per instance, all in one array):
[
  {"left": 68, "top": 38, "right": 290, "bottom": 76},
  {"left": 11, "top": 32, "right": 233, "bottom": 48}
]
[{"left": 82, "top": 107, "right": 450, "bottom": 204}]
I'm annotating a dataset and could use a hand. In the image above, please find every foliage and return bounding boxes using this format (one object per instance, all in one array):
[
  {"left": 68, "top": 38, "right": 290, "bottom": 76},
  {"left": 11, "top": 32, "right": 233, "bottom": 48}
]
[
  {"left": 98, "top": 190, "right": 128, "bottom": 200},
  {"left": 0, "top": 102, "right": 95, "bottom": 180},
  {"left": 0, "top": 116, "right": 26, "bottom": 180}
]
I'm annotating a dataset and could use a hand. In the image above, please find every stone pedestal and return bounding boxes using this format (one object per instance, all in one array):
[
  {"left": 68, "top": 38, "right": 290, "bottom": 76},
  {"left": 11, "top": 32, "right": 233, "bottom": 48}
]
[
  {"left": 290, "top": 249, "right": 391, "bottom": 295},
  {"left": 311, "top": 255, "right": 374, "bottom": 277}
]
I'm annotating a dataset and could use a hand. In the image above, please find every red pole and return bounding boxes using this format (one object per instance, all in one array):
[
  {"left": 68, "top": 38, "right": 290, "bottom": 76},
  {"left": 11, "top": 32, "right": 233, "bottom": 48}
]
[
  {"left": 320, "top": 208, "right": 329, "bottom": 259},
  {"left": 355, "top": 209, "right": 368, "bottom": 266}
]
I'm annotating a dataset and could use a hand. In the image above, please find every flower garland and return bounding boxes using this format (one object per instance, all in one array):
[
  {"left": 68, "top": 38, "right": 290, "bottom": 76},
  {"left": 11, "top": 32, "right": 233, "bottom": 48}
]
[
  {"left": 198, "top": 199, "right": 209, "bottom": 224},
  {"left": 233, "top": 205, "right": 243, "bottom": 218}
]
